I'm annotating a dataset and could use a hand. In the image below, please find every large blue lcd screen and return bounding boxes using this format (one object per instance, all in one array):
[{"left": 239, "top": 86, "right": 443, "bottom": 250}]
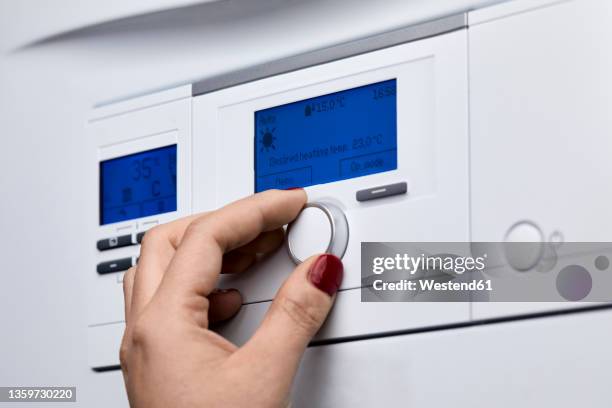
[
  {"left": 254, "top": 79, "right": 397, "bottom": 192},
  {"left": 100, "top": 145, "right": 177, "bottom": 225}
]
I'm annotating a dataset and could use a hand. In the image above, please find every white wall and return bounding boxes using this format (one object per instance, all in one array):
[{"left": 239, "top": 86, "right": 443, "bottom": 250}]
[{"left": 0, "top": 0, "right": 215, "bottom": 52}]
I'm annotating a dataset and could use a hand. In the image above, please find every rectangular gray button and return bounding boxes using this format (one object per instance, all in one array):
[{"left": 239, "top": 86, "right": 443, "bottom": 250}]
[
  {"left": 356, "top": 182, "right": 407, "bottom": 202},
  {"left": 97, "top": 234, "right": 133, "bottom": 251},
  {"left": 97, "top": 257, "right": 133, "bottom": 274}
]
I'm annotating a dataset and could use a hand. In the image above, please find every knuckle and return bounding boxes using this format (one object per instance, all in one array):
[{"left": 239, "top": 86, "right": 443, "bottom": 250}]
[
  {"left": 185, "top": 215, "right": 211, "bottom": 237},
  {"left": 119, "top": 335, "right": 130, "bottom": 368},
  {"left": 139, "top": 225, "right": 164, "bottom": 247},
  {"left": 130, "top": 318, "right": 153, "bottom": 347},
  {"left": 183, "top": 295, "right": 210, "bottom": 327},
  {"left": 185, "top": 215, "right": 225, "bottom": 247},
  {"left": 122, "top": 267, "right": 136, "bottom": 290},
  {"left": 278, "top": 296, "right": 322, "bottom": 335},
  {"left": 119, "top": 324, "right": 136, "bottom": 368},
  {"left": 120, "top": 312, "right": 163, "bottom": 366}
]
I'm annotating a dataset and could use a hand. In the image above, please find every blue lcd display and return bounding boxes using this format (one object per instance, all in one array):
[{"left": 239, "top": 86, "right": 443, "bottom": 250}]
[
  {"left": 100, "top": 145, "right": 177, "bottom": 225},
  {"left": 254, "top": 79, "right": 397, "bottom": 192}
]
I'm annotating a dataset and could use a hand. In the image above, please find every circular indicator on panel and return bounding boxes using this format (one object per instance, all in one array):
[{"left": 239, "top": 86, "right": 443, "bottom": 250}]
[{"left": 503, "top": 220, "right": 545, "bottom": 272}]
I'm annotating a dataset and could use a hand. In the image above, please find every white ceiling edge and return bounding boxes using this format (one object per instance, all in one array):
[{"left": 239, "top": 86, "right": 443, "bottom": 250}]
[
  {"left": 0, "top": 0, "right": 516, "bottom": 55},
  {"left": 0, "top": 0, "right": 514, "bottom": 109},
  {"left": 0, "top": 0, "right": 220, "bottom": 53}
]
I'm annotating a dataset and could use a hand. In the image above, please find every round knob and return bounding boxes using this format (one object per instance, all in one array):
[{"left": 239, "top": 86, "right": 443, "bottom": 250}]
[
  {"left": 287, "top": 202, "right": 349, "bottom": 265},
  {"left": 503, "top": 220, "right": 544, "bottom": 271}
]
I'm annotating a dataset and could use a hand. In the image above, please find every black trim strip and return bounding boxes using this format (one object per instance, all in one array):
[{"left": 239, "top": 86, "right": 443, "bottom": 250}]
[
  {"left": 92, "top": 364, "right": 121, "bottom": 373},
  {"left": 92, "top": 304, "right": 612, "bottom": 372},
  {"left": 310, "top": 303, "right": 612, "bottom": 347}
]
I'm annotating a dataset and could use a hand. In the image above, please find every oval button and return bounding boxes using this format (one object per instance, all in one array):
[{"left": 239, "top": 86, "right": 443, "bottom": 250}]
[{"left": 287, "top": 202, "right": 349, "bottom": 264}]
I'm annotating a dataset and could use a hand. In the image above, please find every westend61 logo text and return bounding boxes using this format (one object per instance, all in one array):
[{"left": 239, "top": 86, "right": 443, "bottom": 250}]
[
  {"left": 363, "top": 242, "right": 612, "bottom": 302},
  {"left": 372, "top": 253, "right": 487, "bottom": 275}
]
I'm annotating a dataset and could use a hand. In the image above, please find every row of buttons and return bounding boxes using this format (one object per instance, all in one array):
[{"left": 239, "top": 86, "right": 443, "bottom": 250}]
[
  {"left": 96, "top": 232, "right": 146, "bottom": 275},
  {"left": 97, "top": 181, "right": 405, "bottom": 253},
  {"left": 95, "top": 182, "right": 406, "bottom": 275}
]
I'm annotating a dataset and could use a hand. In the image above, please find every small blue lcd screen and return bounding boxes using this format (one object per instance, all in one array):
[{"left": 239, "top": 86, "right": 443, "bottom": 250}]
[
  {"left": 254, "top": 79, "right": 397, "bottom": 192},
  {"left": 100, "top": 145, "right": 177, "bottom": 225}
]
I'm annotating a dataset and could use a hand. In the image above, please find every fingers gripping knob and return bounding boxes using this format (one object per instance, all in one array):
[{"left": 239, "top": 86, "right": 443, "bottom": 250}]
[{"left": 287, "top": 202, "right": 349, "bottom": 265}]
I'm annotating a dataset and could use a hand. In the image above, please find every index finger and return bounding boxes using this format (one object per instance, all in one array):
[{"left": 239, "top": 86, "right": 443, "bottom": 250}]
[
  {"left": 157, "top": 189, "right": 306, "bottom": 302},
  {"left": 128, "top": 213, "right": 201, "bottom": 319}
]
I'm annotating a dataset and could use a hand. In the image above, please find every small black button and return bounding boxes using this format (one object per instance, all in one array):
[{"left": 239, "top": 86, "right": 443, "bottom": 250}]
[
  {"left": 136, "top": 231, "right": 146, "bottom": 244},
  {"left": 97, "top": 258, "right": 133, "bottom": 274},
  {"left": 97, "top": 234, "right": 133, "bottom": 251},
  {"left": 356, "top": 182, "right": 408, "bottom": 202}
]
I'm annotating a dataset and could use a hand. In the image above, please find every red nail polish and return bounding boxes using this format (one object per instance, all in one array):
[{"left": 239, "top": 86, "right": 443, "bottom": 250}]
[
  {"left": 214, "top": 288, "right": 230, "bottom": 294},
  {"left": 308, "top": 254, "right": 343, "bottom": 296},
  {"left": 286, "top": 187, "right": 303, "bottom": 190}
]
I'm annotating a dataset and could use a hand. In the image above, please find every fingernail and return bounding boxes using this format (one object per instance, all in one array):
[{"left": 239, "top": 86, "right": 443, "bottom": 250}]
[
  {"left": 308, "top": 254, "right": 343, "bottom": 296},
  {"left": 286, "top": 187, "right": 304, "bottom": 190},
  {"left": 213, "top": 288, "right": 237, "bottom": 294}
]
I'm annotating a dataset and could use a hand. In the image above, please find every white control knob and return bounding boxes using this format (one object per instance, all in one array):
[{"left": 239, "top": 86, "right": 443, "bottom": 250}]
[{"left": 287, "top": 202, "right": 349, "bottom": 264}]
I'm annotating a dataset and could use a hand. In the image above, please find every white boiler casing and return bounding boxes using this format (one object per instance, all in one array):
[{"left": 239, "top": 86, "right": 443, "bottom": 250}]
[{"left": 86, "top": 0, "right": 612, "bottom": 376}]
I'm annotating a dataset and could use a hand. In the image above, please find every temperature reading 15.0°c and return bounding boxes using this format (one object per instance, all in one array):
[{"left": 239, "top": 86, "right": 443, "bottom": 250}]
[{"left": 303, "top": 95, "right": 346, "bottom": 116}]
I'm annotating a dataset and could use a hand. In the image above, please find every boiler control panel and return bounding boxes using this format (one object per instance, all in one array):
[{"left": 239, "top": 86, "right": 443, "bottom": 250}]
[{"left": 87, "top": 1, "right": 612, "bottom": 370}]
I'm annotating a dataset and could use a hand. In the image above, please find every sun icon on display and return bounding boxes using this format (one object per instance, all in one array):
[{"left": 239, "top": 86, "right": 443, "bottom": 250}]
[{"left": 259, "top": 127, "right": 276, "bottom": 152}]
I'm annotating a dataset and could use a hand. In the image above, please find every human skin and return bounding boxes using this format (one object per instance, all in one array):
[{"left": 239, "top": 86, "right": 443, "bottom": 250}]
[{"left": 120, "top": 189, "right": 344, "bottom": 407}]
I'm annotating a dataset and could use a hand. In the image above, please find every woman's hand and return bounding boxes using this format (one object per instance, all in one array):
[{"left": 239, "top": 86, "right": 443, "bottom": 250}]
[{"left": 120, "top": 189, "right": 343, "bottom": 408}]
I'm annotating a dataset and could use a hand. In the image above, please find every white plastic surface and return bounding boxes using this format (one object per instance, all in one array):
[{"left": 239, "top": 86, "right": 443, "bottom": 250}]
[
  {"left": 4, "top": 0, "right": 612, "bottom": 406},
  {"left": 88, "top": 323, "right": 125, "bottom": 369},
  {"left": 215, "top": 288, "right": 470, "bottom": 347},
  {"left": 194, "top": 29, "right": 470, "bottom": 306},
  {"left": 469, "top": 0, "right": 612, "bottom": 319},
  {"left": 292, "top": 308, "right": 612, "bottom": 407},
  {"left": 87, "top": 91, "right": 192, "bottom": 368}
]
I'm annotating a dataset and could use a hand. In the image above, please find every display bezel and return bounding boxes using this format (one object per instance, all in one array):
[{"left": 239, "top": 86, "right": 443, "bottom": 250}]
[{"left": 253, "top": 79, "right": 398, "bottom": 193}]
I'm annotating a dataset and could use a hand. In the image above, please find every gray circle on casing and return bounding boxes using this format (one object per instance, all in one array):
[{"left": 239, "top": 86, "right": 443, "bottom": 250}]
[
  {"left": 556, "top": 265, "right": 592, "bottom": 301},
  {"left": 503, "top": 220, "right": 544, "bottom": 272},
  {"left": 549, "top": 230, "right": 564, "bottom": 248},
  {"left": 595, "top": 255, "right": 610, "bottom": 271},
  {"left": 536, "top": 244, "right": 557, "bottom": 273}
]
